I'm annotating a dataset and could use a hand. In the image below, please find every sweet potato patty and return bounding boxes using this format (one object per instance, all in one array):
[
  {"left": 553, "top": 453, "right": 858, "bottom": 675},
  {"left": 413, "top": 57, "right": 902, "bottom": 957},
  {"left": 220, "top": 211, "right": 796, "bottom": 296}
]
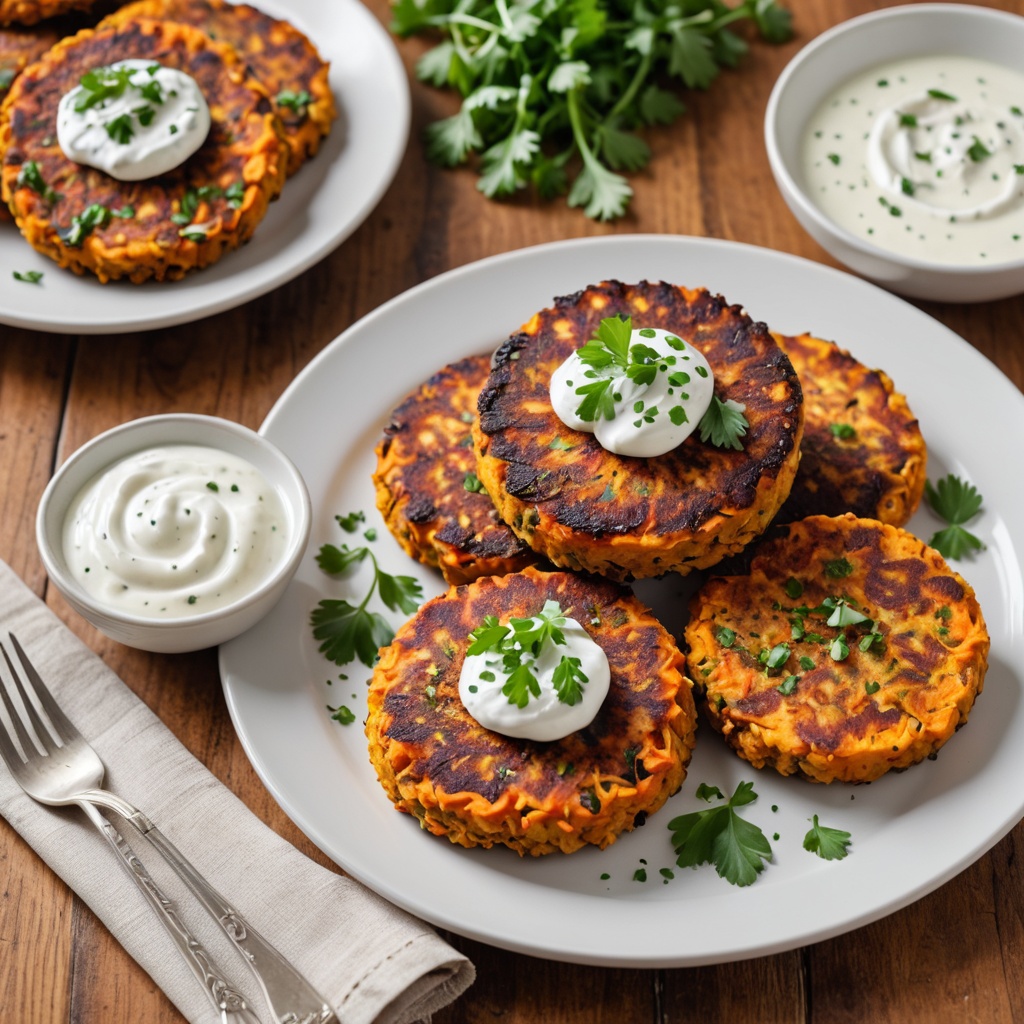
[
  {"left": 473, "top": 280, "right": 804, "bottom": 582},
  {"left": 685, "top": 513, "right": 989, "bottom": 784},
  {"left": 373, "top": 355, "right": 540, "bottom": 586},
  {"left": 0, "top": 0, "right": 92, "bottom": 27},
  {"left": 367, "top": 567, "right": 698, "bottom": 856},
  {"left": 102, "top": 0, "right": 334, "bottom": 175},
  {"left": 774, "top": 332, "right": 927, "bottom": 526},
  {"left": 0, "top": 17, "right": 286, "bottom": 282}
]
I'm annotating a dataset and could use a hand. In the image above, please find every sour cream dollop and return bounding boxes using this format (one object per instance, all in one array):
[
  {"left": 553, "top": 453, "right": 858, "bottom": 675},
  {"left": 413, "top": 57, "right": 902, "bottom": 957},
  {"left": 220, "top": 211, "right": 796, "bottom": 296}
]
[
  {"left": 62, "top": 444, "right": 288, "bottom": 619},
  {"left": 459, "top": 611, "right": 610, "bottom": 742},
  {"left": 57, "top": 60, "right": 211, "bottom": 181},
  {"left": 550, "top": 327, "right": 715, "bottom": 457},
  {"left": 801, "top": 55, "right": 1024, "bottom": 265}
]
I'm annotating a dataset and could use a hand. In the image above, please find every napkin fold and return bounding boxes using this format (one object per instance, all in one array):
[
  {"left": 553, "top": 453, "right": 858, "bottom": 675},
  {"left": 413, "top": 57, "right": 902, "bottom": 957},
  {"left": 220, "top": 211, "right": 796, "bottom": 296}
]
[{"left": 0, "top": 561, "right": 474, "bottom": 1024}]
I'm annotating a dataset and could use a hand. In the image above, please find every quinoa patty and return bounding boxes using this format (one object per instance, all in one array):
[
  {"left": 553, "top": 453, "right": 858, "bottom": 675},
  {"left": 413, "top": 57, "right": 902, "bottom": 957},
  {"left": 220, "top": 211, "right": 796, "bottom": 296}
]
[
  {"left": 774, "top": 332, "right": 927, "bottom": 526},
  {"left": 0, "top": 16, "right": 286, "bottom": 282},
  {"left": 685, "top": 513, "right": 989, "bottom": 784},
  {"left": 367, "top": 567, "right": 698, "bottom": 856},
  {"left": 103, "top": 0, "right": 334, "bottom": 175},
  {"left": 473, "top": 280, "right": 804, "bottom": 582},
  {"left": 373, "top": 355, "right": 540, "bottom": 586}
]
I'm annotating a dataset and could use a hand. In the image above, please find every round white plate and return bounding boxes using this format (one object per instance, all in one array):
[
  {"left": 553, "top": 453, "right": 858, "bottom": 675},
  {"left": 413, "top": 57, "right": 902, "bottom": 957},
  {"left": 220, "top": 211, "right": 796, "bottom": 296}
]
[
  {"left": 0, "top": 0, "right": 409, "bottom": 334},
  {"left": 220, "top": 235, "right": 1024, "bottom": 967}
]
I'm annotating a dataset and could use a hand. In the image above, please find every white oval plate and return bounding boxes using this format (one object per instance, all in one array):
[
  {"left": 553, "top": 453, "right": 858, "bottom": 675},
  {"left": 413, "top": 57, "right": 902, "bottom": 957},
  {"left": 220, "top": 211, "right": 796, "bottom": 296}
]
[
  {"left": 0, "top": 0, "right": 409, "bottom": 334},
  {"left": 220, "top": 235, "right": 1024, "bottom": 967}
]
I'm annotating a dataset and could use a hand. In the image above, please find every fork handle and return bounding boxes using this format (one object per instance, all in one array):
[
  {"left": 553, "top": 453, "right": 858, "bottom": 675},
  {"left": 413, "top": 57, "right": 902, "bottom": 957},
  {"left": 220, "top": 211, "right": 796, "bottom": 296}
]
[
  {"left": 78, "top": 801, "right": 261, "bottom": 1024},
  {"left": 82, "top": 792, "right": 333, "bottom": 1024}
]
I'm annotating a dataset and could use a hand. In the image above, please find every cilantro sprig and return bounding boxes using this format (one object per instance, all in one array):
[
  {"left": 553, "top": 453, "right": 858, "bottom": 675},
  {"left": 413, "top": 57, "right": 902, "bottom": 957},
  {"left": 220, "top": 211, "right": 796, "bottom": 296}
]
[
  {"left": 668, "top": 780, "right": 772, "bottom": 886},
  {"left": 467, "top": 600, "right": 590, "bottom": 708},
  {"left": 393, "top": 0, "right": 792, "bottom": 220},
  {"left": 924, "top": 474, "right": 985, "bottom": 560},
  {"left": 311, "top": 512, "right": 424, "bottom": 668}
]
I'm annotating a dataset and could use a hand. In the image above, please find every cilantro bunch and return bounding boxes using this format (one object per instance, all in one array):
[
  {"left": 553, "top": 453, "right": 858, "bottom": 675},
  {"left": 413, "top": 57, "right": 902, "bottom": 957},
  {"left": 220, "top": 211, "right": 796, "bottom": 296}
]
[
  {"left": 467, "top": 599, "right": 590, "bottom": 707},
  {"left": 392, "top": 0, "right": 792, "bottom": 219}
]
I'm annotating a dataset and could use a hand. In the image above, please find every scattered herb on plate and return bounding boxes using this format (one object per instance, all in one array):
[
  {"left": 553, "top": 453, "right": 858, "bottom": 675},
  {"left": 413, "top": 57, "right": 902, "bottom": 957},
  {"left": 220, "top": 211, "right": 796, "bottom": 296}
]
[
  {"left": 391, "top": 0, "right": 792, "bottom": 220},
  {"left": 803, "top": 814, "right": 852, "bottom": 860},
  {"left": 12, "top": 270, "right": 43, "bottom": 284},
  {"left": 924, "top": 473, "right": 985, "bottom": 560},
  {"left": 668, "top": 780, "right": 772, "bottom": 886},
  {"left": 311, "top": 511, "right": 424, "bottom": 668}
]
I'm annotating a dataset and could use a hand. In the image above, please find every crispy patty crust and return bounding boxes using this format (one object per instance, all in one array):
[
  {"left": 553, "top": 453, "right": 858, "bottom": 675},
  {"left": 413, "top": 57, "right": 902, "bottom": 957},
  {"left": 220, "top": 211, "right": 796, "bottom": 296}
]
[
  {"left": 0, "top": 17, "right": 286, "bottom": 282},
  {"left": 685, "top": 514, "right": 989, "bottom": 783},
  {"left": 0, "top": 0, "right": 92, "bottom": 26},
  {"left": 103, "top": 0, "right": 334, "bottom": 175},
  {"left": 367, "top": 567, "right": 698, "bottom": 856},
  {"left": 374, "top": 355, "right": 540, "bottom": 585},
  {"left": 775, "top": 332, "right": 926, "bottom": 526},
  {"left": 473, "top": 281, "right": 804, "bottom": 582}
]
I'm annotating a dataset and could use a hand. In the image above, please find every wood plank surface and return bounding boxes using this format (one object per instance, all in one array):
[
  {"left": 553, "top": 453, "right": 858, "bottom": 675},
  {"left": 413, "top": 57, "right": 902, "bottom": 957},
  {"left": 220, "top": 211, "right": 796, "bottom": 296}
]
[{"left": 1, "top": 1, "right": 1023, "bottom": 1022}]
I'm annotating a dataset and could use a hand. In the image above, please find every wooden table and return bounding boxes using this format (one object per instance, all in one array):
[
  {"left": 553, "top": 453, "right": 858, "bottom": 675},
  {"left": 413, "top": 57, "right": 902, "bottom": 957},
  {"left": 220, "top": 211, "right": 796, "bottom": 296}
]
[{"left": 3, "top": 1, "right": 1023, "bottom": 1020}]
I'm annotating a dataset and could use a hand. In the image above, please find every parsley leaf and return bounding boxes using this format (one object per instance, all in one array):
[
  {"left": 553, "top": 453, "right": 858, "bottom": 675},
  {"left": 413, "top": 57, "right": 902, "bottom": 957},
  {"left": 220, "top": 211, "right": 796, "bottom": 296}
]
[
  {"left": 697, "top": 395, "right": 749, "bottom": 450},
  {"left": 551, "top": 655, "right": 589, "bottom": 705},
  {"left": 58, "top": 204, "right": 111, "bottom": 247},
  {"left": 924, "top": 474, "right": 985, "bottom": 560},
  {"left": 276, "top": 88, "right": 313, "bottom": 114},
  {"left": 466, "top": 600, "right": 588, "bottom": 709},
  {"left": 311, "top": 517, "right": 424, "bottom": 668},
  {"left": 395, "top": 0, "right": 792, "bottom": 220},
  {"left": 13, "top": 270, "right": 43, "bottom": 284},
  {"left": 668, "top": 780, "right": 772, "bottom": 886},
  {"left": 17, "top": 161, "right": 61, "bottom": 204},
  {"left": 802, "top": 814, "right": 852, "bottom": 860}
]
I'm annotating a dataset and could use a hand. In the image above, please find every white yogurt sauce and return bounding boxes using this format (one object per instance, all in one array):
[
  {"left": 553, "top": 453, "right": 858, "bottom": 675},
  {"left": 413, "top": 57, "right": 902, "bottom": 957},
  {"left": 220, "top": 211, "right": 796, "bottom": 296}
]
[
  {"left": 801, "top": 55, "right": 1024, "bottom": 265},
  {"left": 459, "top": 609, "right": 610, "bottom": 742},
  {"left": 62, "top": 445, "right": 288, "bottom": 618},
  {"left": 550, "top": 327, "right": 715, "bottom": 457},
  {"left": 57, "top": 60, "right": 210, "bottom": 181}
]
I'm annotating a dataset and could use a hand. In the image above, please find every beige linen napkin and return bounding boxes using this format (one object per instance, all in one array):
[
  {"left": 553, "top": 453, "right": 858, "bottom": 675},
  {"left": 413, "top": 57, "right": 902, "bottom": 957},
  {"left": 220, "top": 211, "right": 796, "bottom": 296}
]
[{"left": 0, "top": 560, "right": 474, "bottom": 1024}]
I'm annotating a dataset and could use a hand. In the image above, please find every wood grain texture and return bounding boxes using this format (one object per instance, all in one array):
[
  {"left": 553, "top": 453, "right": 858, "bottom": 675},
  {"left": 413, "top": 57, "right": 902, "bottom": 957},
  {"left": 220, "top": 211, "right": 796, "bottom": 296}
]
[{"left": 1, "top": 2, "right": 1023, "bottom": 1023}]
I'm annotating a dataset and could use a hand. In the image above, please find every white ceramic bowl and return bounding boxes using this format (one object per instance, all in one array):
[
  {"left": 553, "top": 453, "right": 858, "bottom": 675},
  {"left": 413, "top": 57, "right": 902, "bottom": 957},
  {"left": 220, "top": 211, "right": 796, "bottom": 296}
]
[
  {"left": 765, "top": 3, "right": 1024, "bottom": 303},
  {"left": 37, "top": 414, "right": 311, "bottom": 653}
]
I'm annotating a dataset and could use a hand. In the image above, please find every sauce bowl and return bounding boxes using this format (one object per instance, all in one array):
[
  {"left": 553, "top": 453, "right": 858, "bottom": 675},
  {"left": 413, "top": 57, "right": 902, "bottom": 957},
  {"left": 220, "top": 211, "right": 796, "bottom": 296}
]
[
  {"left": 765, "top": 3, "right": 1024, "bottom": 303},
  {"left": 36, "top": 414, "right": 311, "bottom": 653}
]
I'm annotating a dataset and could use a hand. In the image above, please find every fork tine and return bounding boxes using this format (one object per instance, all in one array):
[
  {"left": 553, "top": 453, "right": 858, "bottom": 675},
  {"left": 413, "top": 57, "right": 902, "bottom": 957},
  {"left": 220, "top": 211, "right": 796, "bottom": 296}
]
[
  {"left": 0, "top": 641, "right": 40, "bottom": 761},
  {"left": 8, "top": 633, "right": 77, "bottom": 747}
]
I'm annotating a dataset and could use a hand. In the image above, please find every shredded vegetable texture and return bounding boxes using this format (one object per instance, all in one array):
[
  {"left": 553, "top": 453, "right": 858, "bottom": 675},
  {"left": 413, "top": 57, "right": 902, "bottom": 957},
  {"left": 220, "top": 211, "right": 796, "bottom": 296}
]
[{"left": 391, "top": 0, "right": 792, "bottom": 219}]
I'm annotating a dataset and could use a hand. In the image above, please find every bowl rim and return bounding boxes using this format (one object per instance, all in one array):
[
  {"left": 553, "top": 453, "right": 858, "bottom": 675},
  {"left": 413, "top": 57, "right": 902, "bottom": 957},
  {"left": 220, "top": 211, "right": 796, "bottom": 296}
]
[
  {"left": 36, "top": 412, "right": 312, "bottom": 633},
  {"left": 764, "top": 2, "right": 1024, "bottom": 278}
]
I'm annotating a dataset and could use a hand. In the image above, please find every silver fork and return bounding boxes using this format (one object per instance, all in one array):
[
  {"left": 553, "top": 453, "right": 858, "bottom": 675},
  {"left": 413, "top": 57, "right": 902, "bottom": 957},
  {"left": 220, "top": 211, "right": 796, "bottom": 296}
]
[{"left": 0, "top": 633, "right": 336, "bottom": 1024}]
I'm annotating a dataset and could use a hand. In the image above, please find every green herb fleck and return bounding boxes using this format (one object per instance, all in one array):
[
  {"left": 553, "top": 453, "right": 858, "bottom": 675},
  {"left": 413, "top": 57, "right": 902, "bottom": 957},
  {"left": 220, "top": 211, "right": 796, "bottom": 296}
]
[{"left": 12, "top": 270, "right": 43, "bottom": 284}]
